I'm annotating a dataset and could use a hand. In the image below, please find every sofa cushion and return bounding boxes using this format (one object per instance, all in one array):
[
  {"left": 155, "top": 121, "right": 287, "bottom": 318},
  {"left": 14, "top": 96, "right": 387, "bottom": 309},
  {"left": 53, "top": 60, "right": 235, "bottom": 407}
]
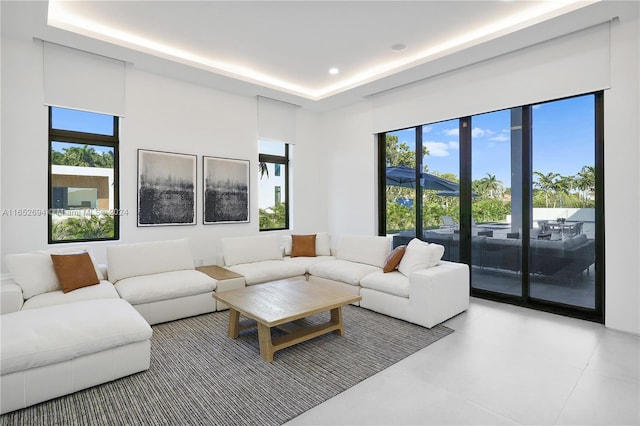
[
  {"left": 336, "top": 235, "right": 391, "bottom": 268},
  {"left": 107, "top": 239, "right": 195, "bottom": 283},
  {"left": 114, "top": 270, "right": 216, "bottom": 305},
  {"left": 22, "top": 281, "right": 120, "bottom": 311},
  {"left": 222, "top": 235, "right": 282, "bottom": 266},
  {"left": 281, "top": 232, "right": 331, "bottom": 256},
  {"left": 360, "top": 270, "right": 410, "bottom": 298},
  {"left": 383, "top": 245, "right": 406, "bottom": 273},
  {"left": 4, "top": 247, "right": 105, "bottom": 300},
  {"left": 226, "top": 260, "right": 305, "bottom": 285},
  {"left": 284, "top": 256, "right": 336, "bottom": 273},
  {"left": 51, "top": 252, "right": 100, "bottom": 293},
  {"left": 291, "top": 234, "right": 317, "bottom": 257},
  {"left": 5, "top": 252, "right": 61, "bottom": 299},
  {"left": 398, "top": 239, "right": 445, "bottom": 277},
  {"left": 309, "top": 259, "right": 380, "bottom": 286},
  {"left": 43, "top": 246, "right": 105, "bottom": 280},
  {"left": 1, "top": 298, "right": 152, "bottom": 375},
  {"left": 315, "top": 232, "right": 331, "bottom": 256}
]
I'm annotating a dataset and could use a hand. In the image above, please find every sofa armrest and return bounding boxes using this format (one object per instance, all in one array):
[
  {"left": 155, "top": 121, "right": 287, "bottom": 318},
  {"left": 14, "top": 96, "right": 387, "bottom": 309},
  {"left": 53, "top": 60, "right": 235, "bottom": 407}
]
[
  {"left": 1, "top": 279, "right": 24, "bottom": 314},
  {"left": 408, "top": 261, "right": 469, "bottom": 328}
]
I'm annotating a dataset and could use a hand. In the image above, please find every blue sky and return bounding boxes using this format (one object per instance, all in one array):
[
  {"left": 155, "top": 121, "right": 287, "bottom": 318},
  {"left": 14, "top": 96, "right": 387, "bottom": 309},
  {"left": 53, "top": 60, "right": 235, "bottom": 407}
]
[
  {"left": 390, "top": 94, "right": 595, "bottom": 188},
  {"left": 51, "top": 107, "right": 115, "bottom": 154}
]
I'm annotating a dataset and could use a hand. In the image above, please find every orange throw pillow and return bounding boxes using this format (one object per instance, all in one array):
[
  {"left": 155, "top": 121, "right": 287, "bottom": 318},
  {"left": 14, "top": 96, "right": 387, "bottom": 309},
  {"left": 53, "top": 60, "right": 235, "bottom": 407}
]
[
  {"left": 383, "top": 245, "right": 406, "bottom": 273},
  {"left": 291, "top": 234, "right": 317, "bottom": 257},
  {"left": 51, "top": 251, "right": 100, "bottom": 293}
]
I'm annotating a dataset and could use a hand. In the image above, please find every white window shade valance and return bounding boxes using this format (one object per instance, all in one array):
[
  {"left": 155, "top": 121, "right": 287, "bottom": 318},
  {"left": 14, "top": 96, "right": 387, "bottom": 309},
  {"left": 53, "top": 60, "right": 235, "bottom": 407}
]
[
  {"left": 257, "top": 96, "right": 298, "bottom": 143},
  {"left": 371, "top": 22, "right": 611, "bottom": 133},
  {"left": 43, "top": 42, "right": 126, "bottom": 117}
]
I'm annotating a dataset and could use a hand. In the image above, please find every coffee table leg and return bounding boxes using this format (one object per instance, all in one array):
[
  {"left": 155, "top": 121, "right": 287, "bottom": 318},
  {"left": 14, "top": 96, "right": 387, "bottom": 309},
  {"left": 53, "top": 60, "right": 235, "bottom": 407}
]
[
  {"left": 228, "top": 308, "right": 240, "bottom": 339},
  {"left": 330, "top": 307, "right": 344, "bottom": 336},
  {"left": 257, "top": 322, "right": 274, "bottom": 362}
]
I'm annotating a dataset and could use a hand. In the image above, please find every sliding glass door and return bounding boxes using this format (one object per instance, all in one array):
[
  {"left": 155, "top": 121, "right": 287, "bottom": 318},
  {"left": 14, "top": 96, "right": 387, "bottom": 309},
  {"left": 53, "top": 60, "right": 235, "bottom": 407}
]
[
  {"left": 379, "top": 92, "right": 603, "bottom": 322},
  {"left": 529, "top": 95, "right": 597, "bottom": 309},
  {"left": 470, "top": 109, "right": 522, "bottom": 297}
]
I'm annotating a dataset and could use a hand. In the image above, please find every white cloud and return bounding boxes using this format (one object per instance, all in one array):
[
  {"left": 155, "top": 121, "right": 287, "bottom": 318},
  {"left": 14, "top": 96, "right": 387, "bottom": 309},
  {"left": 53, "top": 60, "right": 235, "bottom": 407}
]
[
  {"left": 425, "top": 141, "right": 459, "bottom": 157},
  {"left": 472, "top": 127, "right": 495, "bottom": 138},
  {"left": 490, "top": 134, "right": 509, "bottom": 142},
  {"left": 443, "top": 128, "right": 459, "bottom": 137},
  {"left": 422, "top": 126, "right": 433, "bottom": 134}
]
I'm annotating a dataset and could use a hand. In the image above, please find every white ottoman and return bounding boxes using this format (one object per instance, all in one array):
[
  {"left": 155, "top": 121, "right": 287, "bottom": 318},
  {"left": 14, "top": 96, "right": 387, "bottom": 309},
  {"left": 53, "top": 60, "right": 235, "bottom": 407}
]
[{"left": 0, "top": 298, "right": 152, "bottom": 414}]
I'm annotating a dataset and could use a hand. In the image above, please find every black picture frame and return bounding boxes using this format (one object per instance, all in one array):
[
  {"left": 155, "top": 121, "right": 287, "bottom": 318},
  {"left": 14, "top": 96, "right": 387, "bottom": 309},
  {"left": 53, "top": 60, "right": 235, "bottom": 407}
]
[
  {"left": 203, "top": 156, "right": 250, "bottom": 224},
  {"left": 137, "top": 149, "right": 197, "bottom": 226}
]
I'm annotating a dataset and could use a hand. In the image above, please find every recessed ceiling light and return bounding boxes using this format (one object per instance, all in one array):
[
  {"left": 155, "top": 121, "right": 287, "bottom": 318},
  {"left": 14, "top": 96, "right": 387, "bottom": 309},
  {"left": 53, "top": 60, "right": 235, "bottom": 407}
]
[
  {"left": 329, "top": 68, "right": 339, "bottom": 75},
  {"left": 391, "top": 43, "right": 407, "bottom": 52}
]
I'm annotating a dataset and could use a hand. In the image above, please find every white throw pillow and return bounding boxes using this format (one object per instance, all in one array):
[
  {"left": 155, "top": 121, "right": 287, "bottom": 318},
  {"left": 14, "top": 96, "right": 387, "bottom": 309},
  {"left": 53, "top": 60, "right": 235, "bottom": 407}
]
[
  {"left": 337, "top": 234, "right": 391, "bottom": 268},
  {"left": 398, "top": 239, "right": 445, "bottom": 277},
  {"left": 281, "top": 235, "right": 293, "bottom": 256},
  {"left": 315, "top": 232, "right": 331, "bottom": 256},
  {"left": 5, "top": 252, "right": 61, "bottom": 299},
  {"left": 222, "top": 235, "right": 283, "bottom": 266}
]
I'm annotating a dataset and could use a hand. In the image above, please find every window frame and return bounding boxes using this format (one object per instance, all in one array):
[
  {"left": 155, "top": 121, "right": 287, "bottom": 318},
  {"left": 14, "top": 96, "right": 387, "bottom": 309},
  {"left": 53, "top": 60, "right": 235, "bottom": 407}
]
[
  {"left": 48, "top": 107, "right": 120, "bottom": 244},
  {"left": 258, "top": 143, "right": 290, "bottom": 231},
  {"left": 377, "top": 91, "right": 604, "bottom": 324}
]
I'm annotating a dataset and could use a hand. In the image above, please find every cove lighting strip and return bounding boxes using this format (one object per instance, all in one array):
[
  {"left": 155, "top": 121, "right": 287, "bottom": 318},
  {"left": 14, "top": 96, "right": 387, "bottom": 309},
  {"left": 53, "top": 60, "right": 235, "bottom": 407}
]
[{"left": 47, "top": 0, "right": 598, "bottom": 101}]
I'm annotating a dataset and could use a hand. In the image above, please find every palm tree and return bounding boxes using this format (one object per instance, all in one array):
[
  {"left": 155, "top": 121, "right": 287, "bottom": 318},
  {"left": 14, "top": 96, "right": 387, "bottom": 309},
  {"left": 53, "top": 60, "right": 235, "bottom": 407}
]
[
  {"left": 533, "top": 171, "right": 560, "bottom": 208},
  {"left": 478, "top": 173, "right": 502, "bottom": 199},
  {"left": 575, "top": 165, "right": 595, "bottom": 206},
  {"left": 258, "top": 162, "right": 269, "bottom": 179}
]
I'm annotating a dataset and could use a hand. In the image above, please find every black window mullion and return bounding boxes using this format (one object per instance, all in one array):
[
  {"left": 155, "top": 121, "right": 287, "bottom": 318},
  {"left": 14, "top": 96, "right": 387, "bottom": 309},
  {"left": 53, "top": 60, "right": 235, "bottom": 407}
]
[
  {"left": 415, "top": 126, "right": 423, "bottom": 239},
  {"left": 459, "top": 117, "right": 472, "bottom": 266}
]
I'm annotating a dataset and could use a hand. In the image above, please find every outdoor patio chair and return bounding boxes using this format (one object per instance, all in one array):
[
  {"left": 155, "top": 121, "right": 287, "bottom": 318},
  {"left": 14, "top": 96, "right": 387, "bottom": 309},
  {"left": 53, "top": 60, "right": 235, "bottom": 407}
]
[{"left": 441, "top": 215, "right": 458, "bottom": 229}]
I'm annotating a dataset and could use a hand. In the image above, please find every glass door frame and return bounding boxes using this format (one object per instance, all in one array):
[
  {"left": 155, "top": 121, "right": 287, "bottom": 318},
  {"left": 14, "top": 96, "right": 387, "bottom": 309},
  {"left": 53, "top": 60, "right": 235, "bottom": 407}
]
[{"left": 378, "top": 92, "right": 604, "bottom": 324}]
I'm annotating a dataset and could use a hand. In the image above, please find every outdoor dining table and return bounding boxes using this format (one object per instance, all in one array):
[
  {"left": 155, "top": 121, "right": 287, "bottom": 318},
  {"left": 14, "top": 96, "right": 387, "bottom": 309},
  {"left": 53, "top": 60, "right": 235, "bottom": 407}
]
[{"left": 546, "top": 221, "right": 582, "bottom": 235}]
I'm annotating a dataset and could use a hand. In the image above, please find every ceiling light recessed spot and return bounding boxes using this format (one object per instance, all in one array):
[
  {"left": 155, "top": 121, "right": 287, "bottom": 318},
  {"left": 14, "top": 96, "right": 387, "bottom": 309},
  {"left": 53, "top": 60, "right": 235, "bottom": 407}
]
[
  {"left": 329, "top": 67, "right": 339, "bottom": 75},
  {"left": 391, "top": 43, "right": 407, "bottom": 52}
]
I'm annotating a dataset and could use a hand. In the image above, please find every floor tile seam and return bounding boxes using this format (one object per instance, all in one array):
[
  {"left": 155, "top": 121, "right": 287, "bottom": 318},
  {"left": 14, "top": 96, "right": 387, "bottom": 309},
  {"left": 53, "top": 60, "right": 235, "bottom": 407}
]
[
  {"left": 552, "top": 365, "right": 585, "bottom": 425},
  {"left": 417, "top": 378, "right": 526, "bottom": 426},
  {"left": 579, "top": 366, "right": 640, "bottom": 386},
  {"left": 583, "top": 336, "right": 640, "bottom": 383}
]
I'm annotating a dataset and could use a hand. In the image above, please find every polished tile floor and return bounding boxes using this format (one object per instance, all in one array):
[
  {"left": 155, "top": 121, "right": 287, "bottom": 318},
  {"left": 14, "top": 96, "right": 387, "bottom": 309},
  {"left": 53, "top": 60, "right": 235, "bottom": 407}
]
[{"left": 287, "top": 298, "right": 640, "bottom": 425}]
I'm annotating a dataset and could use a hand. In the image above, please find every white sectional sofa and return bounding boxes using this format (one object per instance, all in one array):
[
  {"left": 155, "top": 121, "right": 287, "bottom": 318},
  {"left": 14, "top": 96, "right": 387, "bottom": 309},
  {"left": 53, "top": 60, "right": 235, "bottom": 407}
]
[
  {"left": 106, "top": 238, "right": 218, "bottom": 325},
  {"left": 1, "top": 249, "right": 153, "bottom": 415},
  {"left": 0, "top": 238, "right": 218, "bottom": 414},
  {"left": 220, "top": 233, "right": 470, "bottom": 329},
  {"left": 0, "top": 234, "right": 468, "bottom": 414}
]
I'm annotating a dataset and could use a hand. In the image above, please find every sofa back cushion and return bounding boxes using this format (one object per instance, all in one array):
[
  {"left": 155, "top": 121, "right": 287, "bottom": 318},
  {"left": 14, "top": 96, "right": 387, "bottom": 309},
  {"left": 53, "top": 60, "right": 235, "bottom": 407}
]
[
  {"left": 336, "top": 234, "right": 391, "bottom": 268},
  {"left": 5, "top": 252, "right": 62, "bottom": 300},
  {"left": 222, "top": 235, "right": 283, "bottom": 266},
  {"left": 107, "top": 238, "right": 195, "bottom": 283},
  {"left": 5, "top": 247, "right": 104, "bottom": 300},
  {"left": 398, "top": 238, "right": 445, "bottom": 276}
]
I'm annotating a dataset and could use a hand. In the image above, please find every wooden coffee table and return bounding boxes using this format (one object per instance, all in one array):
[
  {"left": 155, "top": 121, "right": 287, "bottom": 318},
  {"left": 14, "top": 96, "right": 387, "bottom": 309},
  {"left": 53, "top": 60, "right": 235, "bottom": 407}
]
[{"left": 213, "top": 278, "right": 361, "bottom": 362}]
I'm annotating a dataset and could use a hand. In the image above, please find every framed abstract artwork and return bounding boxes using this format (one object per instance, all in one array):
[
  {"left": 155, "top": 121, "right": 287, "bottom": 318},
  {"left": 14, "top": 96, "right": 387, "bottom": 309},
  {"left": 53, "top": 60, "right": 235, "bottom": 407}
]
[
  {"left": 203, "top": 156, "right": 249, "bottom": 224},
  {"left": 137, "top": 149, "right": 197, "bottom": 226}
]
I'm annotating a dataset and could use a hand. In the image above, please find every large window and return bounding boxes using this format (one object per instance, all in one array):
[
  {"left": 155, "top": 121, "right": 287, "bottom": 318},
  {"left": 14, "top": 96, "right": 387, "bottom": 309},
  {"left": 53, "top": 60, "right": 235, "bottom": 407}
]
[
  {"left": 258, "top": 140, "right": 289, "bottom": 231},
  {"left": 378, "top": 92, "right": 603, "bottom": 323},
  {"left": 48, "top": 107, "right": 119, "bottom": 243}
]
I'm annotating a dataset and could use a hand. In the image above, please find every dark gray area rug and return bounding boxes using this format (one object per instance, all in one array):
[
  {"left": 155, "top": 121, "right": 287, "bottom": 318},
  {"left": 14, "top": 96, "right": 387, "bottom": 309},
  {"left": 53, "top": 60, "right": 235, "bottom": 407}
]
[{"left": 1, "top": 306, "right": 453, "bottom": 426}]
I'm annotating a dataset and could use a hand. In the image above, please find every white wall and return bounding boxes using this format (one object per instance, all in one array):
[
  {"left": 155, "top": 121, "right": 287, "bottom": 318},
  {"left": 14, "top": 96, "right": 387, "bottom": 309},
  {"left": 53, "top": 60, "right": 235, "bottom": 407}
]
[
  {"left": 319, "top": 5, "right": 639, "bottom": 334},
  {"left": 321, "top": 101, "right": 377, "bottom": 244},
  {"left": 0, "top": 36, "right": 329, "bottom": 268}
]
